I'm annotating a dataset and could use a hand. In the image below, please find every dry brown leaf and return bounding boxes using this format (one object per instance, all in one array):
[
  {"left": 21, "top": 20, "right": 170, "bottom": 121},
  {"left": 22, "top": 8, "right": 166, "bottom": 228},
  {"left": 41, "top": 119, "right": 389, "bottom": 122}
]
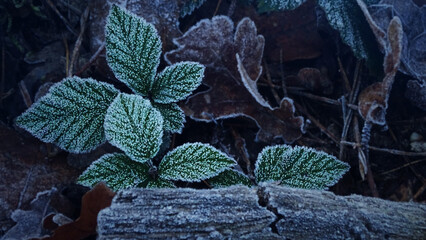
[
  {"left": 165, "top": 16, "right": 304, "bottom": 143},
  {"left": 358, "top": 17, "right": 403, "bottom": 125},
  {"left": 1, "top": 189, "right": 56, "bottom": 240},
  {"left": 39, "top": 183, "right": 115, "bottom": 240},
  {"left": 359, "top": 0, "right": 425, "bottom": 81}
]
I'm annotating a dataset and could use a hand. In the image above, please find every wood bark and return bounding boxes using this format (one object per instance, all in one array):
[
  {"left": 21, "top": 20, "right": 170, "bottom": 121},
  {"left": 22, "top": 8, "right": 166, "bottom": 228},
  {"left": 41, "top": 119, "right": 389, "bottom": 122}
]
[{"left": 97, "top": 184, "right": 426, "bottom": 240}]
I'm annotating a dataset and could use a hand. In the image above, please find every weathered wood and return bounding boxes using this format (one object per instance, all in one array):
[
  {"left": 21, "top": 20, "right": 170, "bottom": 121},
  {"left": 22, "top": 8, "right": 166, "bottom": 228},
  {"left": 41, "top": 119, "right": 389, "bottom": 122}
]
[
  {"left": 97, "top": 186, "right": 278, "bottom": 239},
  {"left": 98, "top": 184, "right": 426, "bottom": 240},
  {"left": 262, "top": 184, "right": 426, "bottom": 240}
]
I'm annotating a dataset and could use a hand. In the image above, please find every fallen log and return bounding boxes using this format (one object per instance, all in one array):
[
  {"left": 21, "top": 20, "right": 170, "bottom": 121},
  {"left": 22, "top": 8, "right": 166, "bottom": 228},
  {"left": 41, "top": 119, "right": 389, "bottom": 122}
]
[{"left": 97, "top": 184, "right": 426, "bottom": 239}]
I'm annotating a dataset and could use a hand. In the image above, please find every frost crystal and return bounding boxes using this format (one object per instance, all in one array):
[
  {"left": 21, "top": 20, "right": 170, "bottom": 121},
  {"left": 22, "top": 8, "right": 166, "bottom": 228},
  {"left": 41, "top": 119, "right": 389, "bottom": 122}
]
[
  {"left": 106, "top": 5, "right": 161, "bottom": 96},
  {"left": 152, "top": 61, "right": 204, "bottom": 104},
  {"left": 15, "top": 77, "right": 119, "bottom": 153},
  {"left": 78, "top": 153, "right": 150, "bottom": 191},
  {"left": 152, "top": 102, "right": 185, "bottom": 133},
  {"left": 104, "top": 93, "right": 163, "bottom": 163},
  {"left": 208, "top": 169, "right": 252, "bottom": 188},
  {"left": 255, "top": 145, "right": 350, "bottom": 189},
  {"left": 257, "top": 0, "right": 307, "bottom": 12},
  {"left": 146, "top": 178, "right": 176, "bottom": 188},
  {"left": 159, "top": 142, "right": 237, "bottom": 182}
]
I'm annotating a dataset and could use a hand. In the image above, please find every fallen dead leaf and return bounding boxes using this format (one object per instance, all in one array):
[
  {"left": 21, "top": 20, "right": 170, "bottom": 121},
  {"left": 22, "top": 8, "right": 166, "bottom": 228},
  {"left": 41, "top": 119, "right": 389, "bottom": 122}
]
[
  {"left": 166, "top": 16, "right": 304, "bottom": 143},
  {"left": 1, "top": 188, "right": 56, "bottom": 240},
  {"left": 39, "top": 183, "right": 115, "bottom": 240}
]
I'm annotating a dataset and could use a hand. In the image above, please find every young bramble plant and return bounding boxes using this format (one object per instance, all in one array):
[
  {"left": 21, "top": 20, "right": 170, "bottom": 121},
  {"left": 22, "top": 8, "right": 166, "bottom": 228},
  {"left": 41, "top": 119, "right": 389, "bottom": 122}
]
[
  {"left": 208, "top": 144, "right": 349, "bottom": 190},
  {"left": 16, "top": 5, "right": 349, "bottom": 191}
]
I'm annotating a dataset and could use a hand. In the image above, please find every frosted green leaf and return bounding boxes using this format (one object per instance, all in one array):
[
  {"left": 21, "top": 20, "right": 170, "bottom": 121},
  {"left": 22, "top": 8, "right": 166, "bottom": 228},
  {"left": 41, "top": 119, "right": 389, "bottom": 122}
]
[
  {"left": 151, "top": 62, "right": 204, "bottom": 104},
  {"left": 257, "top": 0, "right": 307, "bottom": 13},
  {"left": 77, "top": 153, "right": 150, "bottom": 191},
  {"left": 104, "top": 93, "right": 163, "bottom": 163},
  {"left": 159, "top": 143, "right": 236, "bottom": 182},
  {"left": 146, "top": 178, "right": 176, "bottom": 188},
  {"left": 317, "top": 0, "right": 381, "bottom": 65},
  {"left": 180, "top": 0, "right": 207, "bottom": 17},
  {"left": 15, "top": 77, "right": 119, "bottom": 153},
  {"left": 106, "top": 5, "right": 161, "bottom": 96},
  {"left": 208, "top": 169, "right": 252, "bottom": 188},
  {"left": 152, "top": 102, "right": 185, "bottom": 133},
  {"left": 255, "top": 145, "right": 350, "bottom": 190}
]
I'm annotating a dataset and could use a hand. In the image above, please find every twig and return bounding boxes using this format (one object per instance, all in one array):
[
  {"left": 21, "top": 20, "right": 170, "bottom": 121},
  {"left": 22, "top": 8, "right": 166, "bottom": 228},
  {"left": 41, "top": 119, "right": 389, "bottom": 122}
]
[
  {"left": 340, "top": 141, "right": 426, "bottom": 157},
  {"left": 294, "top": 102, "right": 340, "bottom": 144},
  {"left": 68, "top": 6, "right": 90, "bottom": 77},
  {"left": 1, "top": 45, "right": 4, "bottom": 96},
  {"left": 387, "top": 127, "right": 426, "bottom": 199},
  {"left": 0, "top": 88, "right": 14, "bottom": 102},
  {"left": 17, "top": 166, "right": 34, "bottom": 209},
  {"left": 389, "top": 117, "right": 426, "bottom": 125},
  {"left": 361, "top": 123, "right": 379, "bottom": 197},
  {"left": 203, "top": 180, "right": 212, "bottom": 188},
  {"left": 263, "top": 60, "right": 281, "bottom": 105},
  {"left": 290, "top": 90, "right": 358, "bottom": 111},
  {"left": 230, "top": 128, "right": 254, "bottom": 180},
  {"left": 213, "top": 0, "right": 222, "bottom": 17},
  {"left": 352, "top": 117, "right": 366, "bottom": 178},
  {"left": 59, "top": 0, "right": 82, "bottom": 15},
  {"left": 75, "top": 43, "right": 105, "bottom": 76},
  {"left": 46, "top": 0, "right": 78, "bottom": 36},
  {"left": 280, "top": 49, "right": 288, "bottom": 97},
  {"left": 18, "top": 81, "right": 32, "bottom": 108},
  {"left": 414, "top": 182, "right": 426, "bottom": 200},
  {"left": 349, "top": 61, "right": 362, "bottom": 104},
  {"left": 337, "top": 57, "right": 352, "bottom": 93},
  {"left": 379, "top": 158, "right": 426, "bottom": 175},
  {"left": 337, "top": 59, "right": 360, "bottom": 160},
  {"left": 63, "top": 37, "right": 69, "bottom": 75}
]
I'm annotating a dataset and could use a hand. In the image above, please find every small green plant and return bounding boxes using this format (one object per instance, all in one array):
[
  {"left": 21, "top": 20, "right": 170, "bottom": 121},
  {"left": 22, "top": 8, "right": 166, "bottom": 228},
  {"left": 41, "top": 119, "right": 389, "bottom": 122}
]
[
  {"left": 16, "top": 5, "right": 349, "bottom": 191},
  {"left": 209, "top": 144, "right": 350, "bottom": 190}
]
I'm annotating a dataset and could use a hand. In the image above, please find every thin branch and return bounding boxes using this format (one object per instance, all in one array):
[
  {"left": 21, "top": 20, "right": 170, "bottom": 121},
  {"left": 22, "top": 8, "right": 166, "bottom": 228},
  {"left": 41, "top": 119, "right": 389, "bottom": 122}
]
[
  {"left": 337, "top": 57, "right": 352, "bottom": 92},
  {"left": 17, "top": 166, "right": 34, "bottom": 209},
  {"left": 213, "top": 0, "right": 222, "bottom": 17},
  {"left": 339, "top": 61, "right": 361, "bottom": 161},
  {"left": 340, "top": 141, "right": 426, "bottom": 157},
  {"left": 263, "top": 60, "right": 281, "bottom": 105},
  {"left": 1, "top": 45, "right": 4, "bottom": 96},
  {"left": 295, "top": 102, "right": 340, "bottom": 144},
  {"left": 349, "top": 61, "right": 362, "bottom": 104},
  {"left": 18, "top": 81, "right": 32, "bottom": 108},
  {"left": 231, "top": 128, "right": 254, "bottom": 180},
  {"left": 414, "top": 182, "right": 426, "bottom": 201},
  {"left": 75, "top": 43, "right": 105, "bottom": 76},
  {"left": 63, "top": 37, "right": 69, "bottom": 76},
  {"left": 46, "top": 0, "right": 78, "bottom": 36},
  {"left": 387, "top": 127, "right": 426, "bottom": 195},
  {"left": 380, "top": 158, "right": 426, "bottom": 175},
  {"left": 68, "top": 6, "right": 90, "bottom": 76},
  {"left": 389, "top": 117, "right": 426, "bottom": 125},
  {"left": 290, "top": 90, "right": 358, "bottom": 111},
  {"left": 280, "top": 49, "right": 288, "bottom": 97}
]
